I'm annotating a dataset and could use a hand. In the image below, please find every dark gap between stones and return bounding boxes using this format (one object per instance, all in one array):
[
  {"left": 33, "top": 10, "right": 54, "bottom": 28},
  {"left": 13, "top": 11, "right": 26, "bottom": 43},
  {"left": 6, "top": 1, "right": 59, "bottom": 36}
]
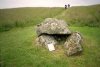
[{"left": 38, "top": 33, "right": 71, "bottom": 45}]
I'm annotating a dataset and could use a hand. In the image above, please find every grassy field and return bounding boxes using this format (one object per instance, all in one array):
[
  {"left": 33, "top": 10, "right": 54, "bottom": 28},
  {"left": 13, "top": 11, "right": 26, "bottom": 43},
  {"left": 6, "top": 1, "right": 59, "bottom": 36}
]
[
  {"left": 0, "top": 4, "right": 100, "bottom": 67},
  {"left": 0, "top": 26, "right": 100, "bottom": 67}
]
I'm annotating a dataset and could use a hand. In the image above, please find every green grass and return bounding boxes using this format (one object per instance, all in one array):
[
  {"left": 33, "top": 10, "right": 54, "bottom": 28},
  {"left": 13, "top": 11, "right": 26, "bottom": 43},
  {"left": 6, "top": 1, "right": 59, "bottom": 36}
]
[{"left": 0, "top": 26, "right": 100, "bottom": 67}]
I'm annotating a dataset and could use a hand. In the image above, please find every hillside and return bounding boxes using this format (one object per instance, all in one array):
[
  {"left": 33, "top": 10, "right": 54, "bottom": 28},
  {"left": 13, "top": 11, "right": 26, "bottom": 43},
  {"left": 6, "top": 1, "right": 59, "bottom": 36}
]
[
  {"left": 0, "top": 4, "right": 100, "bottom": 31},
  {"left": 56, "top": 4, "right": 100, "bottom": 27}
]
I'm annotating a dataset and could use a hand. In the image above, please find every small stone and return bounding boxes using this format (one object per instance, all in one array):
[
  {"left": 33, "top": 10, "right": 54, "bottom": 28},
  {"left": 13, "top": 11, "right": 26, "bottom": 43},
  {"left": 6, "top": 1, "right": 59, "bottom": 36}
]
[{"left": 64, "top": 32, "right": 83, "bottom": 56}]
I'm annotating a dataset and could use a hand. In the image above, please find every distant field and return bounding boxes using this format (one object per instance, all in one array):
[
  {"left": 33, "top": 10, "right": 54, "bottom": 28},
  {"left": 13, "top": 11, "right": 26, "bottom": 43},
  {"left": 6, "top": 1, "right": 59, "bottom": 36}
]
[
  {"left": 0, "top": 4, "right": 100, "bottom": 31},
  {"left": 0, "top": 7, "right": 64, "bottom": 31},
  {"left": 0, "top": 26, "right": 100, "bottom": 67}
]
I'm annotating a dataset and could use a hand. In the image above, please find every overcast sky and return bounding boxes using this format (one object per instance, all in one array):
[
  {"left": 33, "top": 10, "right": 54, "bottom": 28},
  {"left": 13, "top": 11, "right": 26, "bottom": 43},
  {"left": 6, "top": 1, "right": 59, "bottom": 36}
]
[{"left": 0, "top": 0, "right": 100, "bottom": 9}]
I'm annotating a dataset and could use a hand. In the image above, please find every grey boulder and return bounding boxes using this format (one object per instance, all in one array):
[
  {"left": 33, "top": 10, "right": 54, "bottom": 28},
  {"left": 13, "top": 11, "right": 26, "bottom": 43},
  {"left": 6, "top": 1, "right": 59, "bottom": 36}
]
[{"left": 64, "top": 32, "right": 83, "bottom": 56}]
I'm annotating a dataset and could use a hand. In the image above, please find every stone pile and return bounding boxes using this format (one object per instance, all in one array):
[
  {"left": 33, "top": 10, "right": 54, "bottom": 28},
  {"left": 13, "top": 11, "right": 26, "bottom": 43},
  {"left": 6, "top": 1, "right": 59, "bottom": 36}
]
[{"left": 36, "top": 18, "right": 83, "bottom": 56}]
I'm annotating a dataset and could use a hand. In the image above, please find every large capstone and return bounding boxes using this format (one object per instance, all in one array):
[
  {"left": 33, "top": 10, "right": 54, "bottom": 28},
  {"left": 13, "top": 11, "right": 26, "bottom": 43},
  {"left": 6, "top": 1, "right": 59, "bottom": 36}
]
[
  {"left": 36, "top": 18, "right": 71, "bottom": 36},
  {"left": 64, "top": 32, "right": 83, "bottom": 56}
]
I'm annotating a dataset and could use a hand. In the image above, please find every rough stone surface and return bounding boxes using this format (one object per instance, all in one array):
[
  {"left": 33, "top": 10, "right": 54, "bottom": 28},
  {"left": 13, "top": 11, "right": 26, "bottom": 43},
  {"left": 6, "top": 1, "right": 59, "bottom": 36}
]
[
  {"left": 36, "top": 35, "right": 57, "bottom": 48},
  {"left": 36, "top": 18, "right": 71, "bottom": 36},
  {"left": 64, "top": 32, "right": 83, "bottom": 56}
]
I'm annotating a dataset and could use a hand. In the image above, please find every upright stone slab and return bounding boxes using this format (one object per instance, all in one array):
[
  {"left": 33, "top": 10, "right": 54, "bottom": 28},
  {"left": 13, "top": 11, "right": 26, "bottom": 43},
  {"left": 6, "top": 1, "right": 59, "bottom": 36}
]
[
  {"left": 36, "top": 35, "right": 57, "bottom": 50},
  {"left": 64, "top": 32, "right": 83, "bottom": 56}
]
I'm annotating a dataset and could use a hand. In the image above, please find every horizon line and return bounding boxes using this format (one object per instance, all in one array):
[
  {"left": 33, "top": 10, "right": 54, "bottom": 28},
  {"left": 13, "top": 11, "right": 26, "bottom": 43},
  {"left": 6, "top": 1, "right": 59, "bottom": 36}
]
[{"left": 0, "top": 4, "right": 100, "bottom": 9}]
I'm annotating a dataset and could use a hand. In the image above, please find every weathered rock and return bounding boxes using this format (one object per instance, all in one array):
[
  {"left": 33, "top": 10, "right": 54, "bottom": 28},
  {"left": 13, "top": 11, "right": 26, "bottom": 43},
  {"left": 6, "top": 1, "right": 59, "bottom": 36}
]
[
  {"left": 64, "top": 32, "right": 83, "bottom": 56},
  {"left": 36, "top": 18, "right": 71, "bottom": 36},
  {"left": 36, "top": 35, "right": 57, "bottom": 48}
]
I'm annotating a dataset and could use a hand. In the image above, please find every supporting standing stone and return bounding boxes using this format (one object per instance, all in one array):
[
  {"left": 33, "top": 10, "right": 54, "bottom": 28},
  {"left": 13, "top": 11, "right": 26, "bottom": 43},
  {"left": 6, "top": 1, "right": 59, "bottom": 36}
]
[
  {"left": 64, "top": 32, "right": 83, "bottom": 56},
  {"left": 36, "top": 35, "right": 57, "bottom": 51}
]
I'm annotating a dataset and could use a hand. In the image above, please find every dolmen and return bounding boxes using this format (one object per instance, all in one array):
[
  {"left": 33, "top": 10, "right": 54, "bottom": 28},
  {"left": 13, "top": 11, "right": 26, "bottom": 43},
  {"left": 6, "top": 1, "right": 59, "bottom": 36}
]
[{"left": 36, "top": 18, "right": 83, "bottom": 56}]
